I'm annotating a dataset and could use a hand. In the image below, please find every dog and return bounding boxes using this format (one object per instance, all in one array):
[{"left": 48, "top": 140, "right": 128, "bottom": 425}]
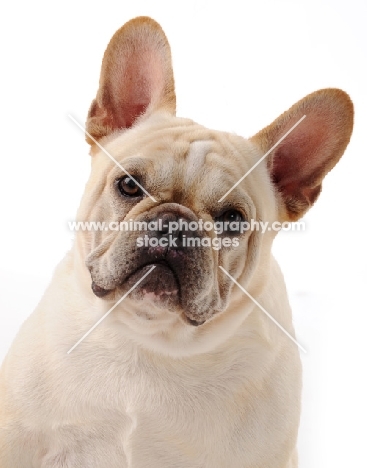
[{"left": 0, "top": 16, "right": 353, "bottom": 468}]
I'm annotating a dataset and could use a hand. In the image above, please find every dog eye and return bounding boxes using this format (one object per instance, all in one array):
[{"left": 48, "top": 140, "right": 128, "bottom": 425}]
[
  {"left": 220, "top": 210, "right": 243, "bottom": 224},
  {"left": 215, "top": 209, "right": 244, "bottom": 234},
  {"left": 117, "top": 175, "right": 143, "bottom": 197}
]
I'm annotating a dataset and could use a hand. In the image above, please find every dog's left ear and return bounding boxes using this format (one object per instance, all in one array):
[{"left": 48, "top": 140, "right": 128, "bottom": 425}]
[
  {"left": 250, "top": 89, "right": 353, "bottom": 221},
  {"left": 86, "top": 16, "right": 176, "bottom": 145}
]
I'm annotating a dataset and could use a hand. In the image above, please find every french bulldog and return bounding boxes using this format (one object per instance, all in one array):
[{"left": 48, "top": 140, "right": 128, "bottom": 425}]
[{"left": 0, "top": 16, "right": 353, "bottom": 468}]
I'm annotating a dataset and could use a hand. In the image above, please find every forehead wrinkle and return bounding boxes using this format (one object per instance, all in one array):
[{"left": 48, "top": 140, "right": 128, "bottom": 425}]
[{"left": 184, "top": 140, "right": 213, "bottom": 185}]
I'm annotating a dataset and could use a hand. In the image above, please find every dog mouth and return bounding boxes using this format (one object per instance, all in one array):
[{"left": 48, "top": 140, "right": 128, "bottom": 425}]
[
  {"left": 91, "top": 260, "right": 180, "bottom": 302},
  {"left": 126, "top": 260, "right": 180, "bottom": 297},
  {"left": 90, "top": 261, "right": 208, "bottom": 326}
]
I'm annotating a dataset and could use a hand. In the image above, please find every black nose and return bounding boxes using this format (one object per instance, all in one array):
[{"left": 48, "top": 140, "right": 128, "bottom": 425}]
[
  {"left": 157, "top": 213, "right": 178, "bottom": 235},
  {"left": 150, "top": 212, "right": 199, "bottom": 249}
]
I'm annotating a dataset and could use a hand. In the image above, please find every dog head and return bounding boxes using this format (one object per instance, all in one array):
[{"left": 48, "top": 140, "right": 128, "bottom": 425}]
[{"left": 74, "top": 17, "right": 353, "bottom": 355}]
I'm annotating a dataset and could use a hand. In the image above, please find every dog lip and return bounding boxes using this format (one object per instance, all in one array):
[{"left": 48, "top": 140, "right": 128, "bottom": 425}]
[
  {"left": 117, "top": 259, "right": 181, "bottom": 301},
  {"left": 91, "top": 281, "right": 114, "bottom": 298},
  {"left": 123, "top": 259, "right": 179, "bottom": 287},
  {"left": 185, "top": 316, "right": 206, "bottom": 327},
  {"left": 90, "top": 260, "right": 181, "bottom": 300}
]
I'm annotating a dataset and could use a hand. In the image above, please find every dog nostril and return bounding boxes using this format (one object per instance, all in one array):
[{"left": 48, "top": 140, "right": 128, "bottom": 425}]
[
  {"left": 158, "top": 213, "right": 178, "bottom": 235},
  {"left": 159, "top": 224, "right": 170, "bottom": 235}
]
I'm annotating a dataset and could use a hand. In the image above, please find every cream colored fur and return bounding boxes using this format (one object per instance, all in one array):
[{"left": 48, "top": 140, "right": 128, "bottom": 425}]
[{"left": 0, "top": 16, "right": 353, "bottom": 468}]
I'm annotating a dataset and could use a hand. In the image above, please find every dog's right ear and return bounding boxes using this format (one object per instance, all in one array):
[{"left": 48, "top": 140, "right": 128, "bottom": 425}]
[{"left": 86, "top": 17, "right": 176, "bottom": 145}]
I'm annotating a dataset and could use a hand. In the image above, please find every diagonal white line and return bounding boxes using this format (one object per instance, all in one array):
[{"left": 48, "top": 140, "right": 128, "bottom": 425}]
[
  {"left": 68, "top": 114, "right": 157, "bottom": 203},
  {"left": 218, "top": 114, "right": 306, "bottom": 203},
  {"left": 219, "top": 266, "right": 306, "bottom": 353},
  {"left": 67, "top": 266, "right": 156, "bottom": 354}
]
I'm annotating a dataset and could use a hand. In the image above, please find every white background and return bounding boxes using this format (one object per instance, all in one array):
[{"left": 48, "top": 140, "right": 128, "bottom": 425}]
[{"left": 0, "top": 1, "right": 366, "bottom": 466}]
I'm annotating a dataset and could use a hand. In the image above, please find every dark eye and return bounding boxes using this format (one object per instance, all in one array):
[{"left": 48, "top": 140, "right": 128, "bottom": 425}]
[
  {"left": 221, "top": 210, "right": 243, "bottom": 223},
  {"left": 215, "top": 209, "right": 244, "bottom": 235},
  {"left": 117, "top": 175, "right": 143, "bottom": 197}
]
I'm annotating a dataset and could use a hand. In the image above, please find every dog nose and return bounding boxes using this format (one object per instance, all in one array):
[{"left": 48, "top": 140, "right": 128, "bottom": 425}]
[
  {"left": 157, "top": 213, "right": 178, "bottom": 236},
  {"left": 150, "top": 212, "right": 198, "bottom": 249}
]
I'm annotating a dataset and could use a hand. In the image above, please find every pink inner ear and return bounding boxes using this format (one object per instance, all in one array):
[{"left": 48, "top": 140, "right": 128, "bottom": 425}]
[
  {"left": 251, "top": 88, "right": 353, "bottom": 220},
  {"left": 108, "top": 49, "right": 165, "bottom": 129},
  {"left": 86, "top": 17, "right": 176, "bottom": 143},
  {"left": 271, "top": 113, "right": 333, "bottom": 197}
]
